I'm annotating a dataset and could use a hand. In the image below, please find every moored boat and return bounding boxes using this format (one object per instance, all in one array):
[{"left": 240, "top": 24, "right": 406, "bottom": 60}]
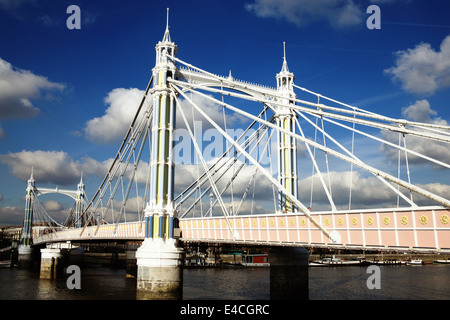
[
  {"left": 368, "top": 259, "right": 407, "bottom": 265},
  {"left": 407, "top": 259, "right": 423, "bottom": 265},
  {"left": 0, "top": 260, "right": 10, "bottom": 268},
  {"left": 241, "top": 253, "right": 270, "bottom": 267},
  {"left": 434, "top": 259, "right": 450, "bottom": 264},
  {"left": 311, "top": 256, "right": 367, "bottom": 266}
]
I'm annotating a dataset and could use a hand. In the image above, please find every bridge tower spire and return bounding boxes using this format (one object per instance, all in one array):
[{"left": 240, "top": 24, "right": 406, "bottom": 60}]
[
  {"left": 275, "top": 42, "right": 298, "bottom": 213},
  {"left": 18, "top": 169, "right": 36, "bottom": 267},
  {"left": 136, "top": 8, "right": 184, "bottom": 299}
]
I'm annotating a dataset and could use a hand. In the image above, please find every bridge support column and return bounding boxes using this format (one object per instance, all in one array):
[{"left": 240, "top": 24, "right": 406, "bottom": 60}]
[
  {"left": 269, "top": 247, "right": 309, "bottom": 300},
  {"left": 125, "top": 242, "right": 139, "bottom": 278},
  {"left": 40, "top": 248, "right": 64, "bottom": 279},
  {"left": 136, "top": 238, "right": 184, "bottom": 300},
  {"left": 18, "top": 172, "right": 36, "bottom": 268},
  {"left": 17, "top": 245, "right": 34, "bottom": 268}
]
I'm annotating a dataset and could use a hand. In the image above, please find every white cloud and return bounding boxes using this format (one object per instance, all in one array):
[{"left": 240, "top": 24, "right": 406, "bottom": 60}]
[
  {"left": 84, "top": 88, "right": 247, "bottom": 145},
  {"left": 245, "top": 0, "right": 363, "bottom": 29},
  {"left": 0, "top": 150, "right": 109, "bottom": 185},
  {"left": 0, "top": 205, "right": 25, "bottom": 226},
  {"left": 381, "top": 100, "right": 450, "bottom": 166},
  {"left": 385, "top": 35, "right": 450, "bottom": 95},
  {"left": 84, "top": 88, "right": 147, "bottom": 144},
  {"left": 176, "top": 93, "right": 247, "bottom": 130},
  {"left": 42, "top": 200, "right": 63, "bottom": 211},
  {"left": 0, "top": 57, "right": 65, "bottom": 119},
  {"left": 298, "top": 169, "right": 450, "bottom": 209}
]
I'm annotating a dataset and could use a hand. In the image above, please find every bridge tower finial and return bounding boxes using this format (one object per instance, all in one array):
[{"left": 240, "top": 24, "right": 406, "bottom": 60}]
[
  {"left": 162, "top": 7, "right": 172, "bottom": 43},
  {"left": 29, "top": 167, "right": 35, "bottom": 184},
  {"left": 166, "top": 7, "right": 169, "bottom": 30}
]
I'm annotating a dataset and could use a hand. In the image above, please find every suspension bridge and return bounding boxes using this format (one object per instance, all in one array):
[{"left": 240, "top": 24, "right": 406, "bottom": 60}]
[{"left": 14, "top": 9, "right": 450, "bottom": 299}]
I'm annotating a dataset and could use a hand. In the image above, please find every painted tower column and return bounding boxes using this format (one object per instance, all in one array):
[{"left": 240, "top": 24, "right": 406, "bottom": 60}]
[
  {"left": 136, "top": 9, "right": 185, "bottom": 300},
  {"left": 275, "top": 43, "right": 298, "bottom": 213},
  {"left": 18, "top": 171, "right": 36, "bottom": 267},
  {"left": 75, "top": 175, "right": 85, "bottom": 228}
]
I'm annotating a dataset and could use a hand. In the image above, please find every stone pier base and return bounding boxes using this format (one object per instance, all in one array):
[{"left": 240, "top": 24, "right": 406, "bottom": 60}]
[
  {"left": 40, "top": 248, "right": 63, "bottom": 279},
  {"left": 126, "top": 249, "right": 137, "bottom": 278},
  {"left": 269, "top": 247, "right": 309, "bottom": 300},
  {"left": 18, "top": 245, "right": 34, "bottom": 268},
  {"left": 136, "top": 238, "right": 185, "bottom": 300}
]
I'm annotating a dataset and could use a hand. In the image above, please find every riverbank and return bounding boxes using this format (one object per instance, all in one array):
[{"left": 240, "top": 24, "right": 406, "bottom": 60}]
[{"left": 309, "top": 253, "right": 450, "bottom": 263}]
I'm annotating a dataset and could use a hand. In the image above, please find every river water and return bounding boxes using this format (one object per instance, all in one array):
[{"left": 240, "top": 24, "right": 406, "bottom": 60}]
[{"left": 0, "top": 264, "right": 449, "bottom": 300}]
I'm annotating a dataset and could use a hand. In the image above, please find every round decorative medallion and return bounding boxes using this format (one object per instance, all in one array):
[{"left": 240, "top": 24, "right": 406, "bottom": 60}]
[{"left": 419, "top": 215, "right": 428, "bottom": 225}]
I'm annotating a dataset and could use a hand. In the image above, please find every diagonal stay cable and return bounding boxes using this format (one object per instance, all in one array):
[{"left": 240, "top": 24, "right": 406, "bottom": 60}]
[
  {"left": 171, "top": 83, "right": 334, "bottom": 240},
  {"left": 80, "top": 75, "right": 153, "bottom": 236},
  {"left": 173, "top": 91, "right": 239, "bottom": 239},
  {"left": 172, "top": 81, "right": 450, "bottom": 209}
]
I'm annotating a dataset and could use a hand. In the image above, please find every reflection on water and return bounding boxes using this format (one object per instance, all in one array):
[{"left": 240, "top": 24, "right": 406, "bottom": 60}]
[
  {"left": 183, "top": 267, "right": 270, "bottom": 300},
  {"left": 0, "top": 264, "right": 449, "bottom": 300}
]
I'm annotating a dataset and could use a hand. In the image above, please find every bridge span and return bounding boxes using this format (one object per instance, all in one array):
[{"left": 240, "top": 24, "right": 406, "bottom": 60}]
[{"left": 31, "top": 206, "right": 450, "bottom": 254}]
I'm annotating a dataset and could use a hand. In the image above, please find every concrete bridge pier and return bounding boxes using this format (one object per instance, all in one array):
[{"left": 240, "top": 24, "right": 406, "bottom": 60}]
[
  {"left": 17, "top": 245, "right": 34, "bottom": 268},
  {"left": 40, "top": 247, "right": 64, "bottom": 279},
  {"left": 135, "top": 238, "right": 185, "bottom": 300},
  {"left": 269, "top": 247, "right": 309, "bottom": 300},
  {"left": 125, "top": 242, "right": 139, "bottom": 278}
]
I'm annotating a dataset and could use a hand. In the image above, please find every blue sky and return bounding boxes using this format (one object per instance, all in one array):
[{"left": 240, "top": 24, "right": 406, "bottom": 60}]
[{"left": 1, "top": 0, "right": 450, "bottom": 226}]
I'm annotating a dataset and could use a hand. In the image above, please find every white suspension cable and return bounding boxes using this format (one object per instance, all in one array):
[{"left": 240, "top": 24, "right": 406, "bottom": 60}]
[
  {"left": 175, "top": 83, "right": 449, "bottom": 208},
  {"left": 171, "top": 83, "right": 334, "bottom": 240},
  {"left": 318, "top": 114, "right": 450, "bottom": 169},
  {"left": 174, "top": 92, "right": 238, "bottom": 239},
  {"left": 297, "top": 111, "right": 417, "bottom": 207},
  {"left": 295, "top": 116, "right": 337, "bottom": 211},
  {"left": 168, "top": 78, "right": 450, "bottom": 143}
]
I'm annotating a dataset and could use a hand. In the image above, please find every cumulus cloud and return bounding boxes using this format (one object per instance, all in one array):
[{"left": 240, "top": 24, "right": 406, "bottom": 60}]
[
  {"left": 42, "top": 200, "right": 63, "bottom": 211},
  {"left": 177, "top": 93, "right": 247, "bottom": 130},
  {"left": 84, "top": 88, "right": 147, "bottom": 144},
  {"left": 381, "top": 100, "right": 450, "bottom": 166},
  {"left": 298, "top": 169, "right": 450, "bottom": 210},
  {"left": 385, "top": 35, "right": 450, "bottom": 95},
  {"left": 0, "top": 205, "right": 25, "bottom": 226},
  {"left": 84, "top": 88, "right": 247, "bottom": 145},
  {"left": 0, "top": 58, "right": 65, "bottom": 119},
  {"left": 0, "top": 150, "right": 110, "bottom": 185},
  {"left": 245, "top": 0, "right": 363, "bottom": 29}
]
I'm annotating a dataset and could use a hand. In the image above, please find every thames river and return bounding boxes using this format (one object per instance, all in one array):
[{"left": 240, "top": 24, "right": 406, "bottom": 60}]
[{"left": 0, "top": 264, "right": 449, "bottom": 300}]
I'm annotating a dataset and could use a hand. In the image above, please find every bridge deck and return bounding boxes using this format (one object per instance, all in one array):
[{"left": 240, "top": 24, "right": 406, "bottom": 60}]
[
  {"left": 32, "top": 207, "right": 450, "bottom": 253},
  {"left": 180, "top": 207, "right": 450, "bottom": 253}
]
